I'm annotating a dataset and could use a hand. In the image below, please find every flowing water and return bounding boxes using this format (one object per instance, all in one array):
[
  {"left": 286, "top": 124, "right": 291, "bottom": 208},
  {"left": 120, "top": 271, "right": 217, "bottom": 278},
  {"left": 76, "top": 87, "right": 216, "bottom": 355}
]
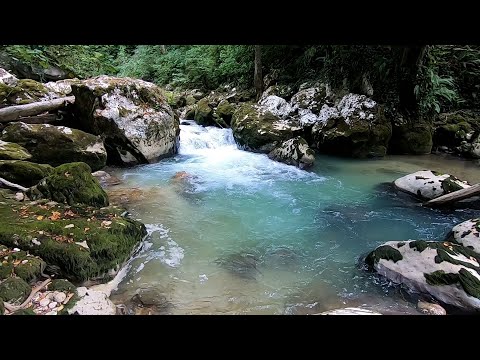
[{"left": 108, "top": 121, "right": 480, "bottom": 314}]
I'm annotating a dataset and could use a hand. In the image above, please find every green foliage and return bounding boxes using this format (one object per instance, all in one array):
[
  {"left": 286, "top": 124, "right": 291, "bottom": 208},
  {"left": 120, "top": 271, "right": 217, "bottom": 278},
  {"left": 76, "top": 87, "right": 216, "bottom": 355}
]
[{"left": 4, "top": 45, "right": 118, "bottom": 79}]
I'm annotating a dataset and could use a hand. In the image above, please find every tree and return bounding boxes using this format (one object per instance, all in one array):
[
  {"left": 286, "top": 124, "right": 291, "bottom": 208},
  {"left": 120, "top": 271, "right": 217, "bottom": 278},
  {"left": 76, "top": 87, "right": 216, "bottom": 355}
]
[
  {"left": 398, "top": 45, "right": 428, "bottom": 114},
  {"left": 254, "top": 45, "right": 263, "bottom": 101}
]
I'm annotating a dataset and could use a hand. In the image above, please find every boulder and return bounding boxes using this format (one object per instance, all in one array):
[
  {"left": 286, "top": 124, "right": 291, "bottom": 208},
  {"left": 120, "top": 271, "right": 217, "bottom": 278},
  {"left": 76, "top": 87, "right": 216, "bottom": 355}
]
[
  {"left": 268, "top": 136, "right": 315, "bottom": 169},
  {"left": 312, "top": 93, "right": 391, "bottom": 158},
  {"left": 290, "top": 86, "right": 327, "bottom": 114},
  {"left": 71, "top": 76, "right": 179, "bottom": 166},
  {"left": 260, "top": 85, "right": 296, "bottom": 102},
  {"left": 0, "top": 277, "right": 31, "bottom": 304},
  {"left": 1, "top": 123, "right": 107, "bottom": 171},
  {"left": 231, "top": 103, "right": 302, "bottom": 152},
  {"left": 0, "top": 197, "right": 146, "bottom": 282},
  {"left": 215, "top": 99, "right": 235, "bottom": 125},
  {"left": 393, "top": 170, "right": 470, "bottom": 200},
  {"left": 417, "top": 300, "right": 446, "bottom": 315},
  {"left": 389, "top": 116, "right": 433, "bottom": 155},
  {"left": 0, "top": 78, "right": 49, "bottom": 106},
  {"left": 447, "top": 218, "right": 480, "bottom": 253},
  {"left": 194, "top": 98, "right": 214, "bottom": 126},
  {"left": 259, "top": 95, "right": 293, "bottom": 118},
  {"left": 27, "top": 162, "right": 109, "bottom": 207},
  {"left": 0, "top": 247, "right": 46, "bottom": 282},
  {"left": 0, "top": 68, "right": 17, "bottom": 86},
  {"left": 365, "top": 240, "right": 480, "bottom": 311},
  {"left": 0, "top": 160, "right": 53, "bottom": 187},
  {"left": 0, "top": 140, "right": 32, "bottom": 161}
]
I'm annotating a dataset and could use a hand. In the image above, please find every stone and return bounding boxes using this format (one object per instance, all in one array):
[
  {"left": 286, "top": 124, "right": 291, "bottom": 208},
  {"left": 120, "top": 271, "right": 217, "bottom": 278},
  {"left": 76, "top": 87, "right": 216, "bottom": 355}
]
[
  {"left": 39, "top": 298, "right": 50, "bottom": 307},
  {"left": 91, "top": 170, "right": 122, "bottom": 187},
  {"left": 268, "top": 136, "right": 315, "bottom": 169},
  {"left": 0, "top": 141, "right": 32, "bottom": 161},
  {"left": 393, "top": 170, "right": 470, "bottom": 200},
  {"left": 447, "top": 218, "right": 480, "bottom": 253},
  {"left": 417, "top": 300, "right": 446, "bottom": 315},
  {"left": 53, "top": 292, "right": 67, "bottom": 303},
  {"left": 69, "top": 288, "right": 116, "bottom": 315},
  {"left": 194, "top": 98, "right": 214, "bottom": 126},
  {"left": 259, "top": 95, "right": 293, "bottom": 118},
  {"left": 0, "top": 160, "right": 54, "bottom": 187},
  {"left": 1, "top": 123, "right": 107, "bottom": 171},
  {"left": 319, "top": 307, "right": 382, "bottom": 315},
  {"left": 71, "top": 76, "right": 179, "bottom": 166}
]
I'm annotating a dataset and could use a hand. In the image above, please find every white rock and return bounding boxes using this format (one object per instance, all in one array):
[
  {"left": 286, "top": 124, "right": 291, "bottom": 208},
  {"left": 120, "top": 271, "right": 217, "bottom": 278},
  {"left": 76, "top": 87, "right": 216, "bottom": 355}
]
[
  {"left": 39, "top": 298, "right": 51, "bottom": 307},
  {"left": 417, "top": 300, "right": 447, "bottom": 315},
  {"left": 49, "top": 301, "right": 58, "bottom": 309},
  {"left": 68, "top": 289, "right": 116, "bottom": 315},
  {"left": 450, "top": 218, "right": 480, "bottom": 253},
  {"left": 77, "top": 287, "right": 88, "bottom": 297},
  {"left": 45, "top": 311, "right": 57, "bottom": 315},
  {"left": 259, "top": 95, "right": 293, "bottom": 118},
  {"left": 31, "top": 238, "right": 41, "bottom": 246},
  {"left": 0, "top": 68, "right": 18, "bottom": 86},
  {"left": 54, "top": 292, "right": 67, "bottom": 303},
  {"left": 75, "top": 240, "right": 89, "bottom": 250},
  {"left": 15, "top": 193, "right": 24, "bottom": 201},
  {"left": 394, "top": 170, "right": 470, "bottom": 200}
]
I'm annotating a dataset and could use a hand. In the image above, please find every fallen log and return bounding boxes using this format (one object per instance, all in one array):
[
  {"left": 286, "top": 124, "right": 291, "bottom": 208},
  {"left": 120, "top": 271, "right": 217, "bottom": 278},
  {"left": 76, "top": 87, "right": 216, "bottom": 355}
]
[
  {"left": 0, "top": 176, "right": 29, "bottom": 192},
  {"left": 423, "top": 183, "right": 480, "bottom": 207},
  {"left": 0, "top": 96, "right": 74, "bottom": 122},
  {"left": 14, "top": 113, "right": 58, "bottom": 124}
]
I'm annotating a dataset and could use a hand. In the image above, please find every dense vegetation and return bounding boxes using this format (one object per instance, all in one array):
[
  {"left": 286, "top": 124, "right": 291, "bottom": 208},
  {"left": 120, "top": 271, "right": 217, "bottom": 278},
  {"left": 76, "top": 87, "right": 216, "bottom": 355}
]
[{"left": 1, "top": 45, "right": 479, "bottom": 116}]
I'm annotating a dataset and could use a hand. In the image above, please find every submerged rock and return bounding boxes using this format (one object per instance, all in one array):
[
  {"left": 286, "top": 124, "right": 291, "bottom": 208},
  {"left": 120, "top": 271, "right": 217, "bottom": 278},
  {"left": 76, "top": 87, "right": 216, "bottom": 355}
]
[
  {"left": 194, "top": 98, "right": 215, "bottom": 126},
  {"left": 1, "top": 122, "right": 107, "bottom": 171},
  {"left": 268, "top": 136, "right": 315, "bottom": 169},
  {"left": 215, "top": 252, "right": 262, "bottom": 280},
  {"left": 319, "top": 307, "right": 382, "bottom": 315},
  {"left": 69, "top": 287, "right": 116, "bottom": 315},
  {"left": 215, "top": 99, "right": 235, "bottom": 125},
  {"left": 417, "top": 300, "right": 446, "bottom": 315},
  {"left": 71, "top": 76, "right": 179, "bottom": 166},
  {"left": 92, "top": 170, "right": 122, "bottom": 187},
  {"left": 365, "top": 240, "right": 480, "bottom": 311},
  {"left": 393, "top": 170, "right": 470, "bottom": 201},
  {"left": 0, "top": 141, "right": 32, "bottom": 161},
  {"left": 0, "top": 160, "right": 53, "bottom": 188},
  {"left": 27, "top": 162, "right": 109, "bottom": 207}
]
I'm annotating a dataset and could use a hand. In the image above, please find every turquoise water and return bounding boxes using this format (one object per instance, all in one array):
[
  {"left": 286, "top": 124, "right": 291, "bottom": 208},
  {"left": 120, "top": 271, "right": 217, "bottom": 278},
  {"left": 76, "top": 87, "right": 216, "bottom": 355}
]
[{"left": 109, "top": 122, "right": 480, "bottom": 314}]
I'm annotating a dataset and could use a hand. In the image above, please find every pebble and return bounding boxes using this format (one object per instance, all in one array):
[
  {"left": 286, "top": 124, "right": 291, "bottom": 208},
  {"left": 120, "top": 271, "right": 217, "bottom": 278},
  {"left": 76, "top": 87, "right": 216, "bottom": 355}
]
[
  {"left": 39, "top": 298, "right": 50, "bottom": 307},
  {"left": 54, "top": 292, "right": 67, "bottom": 303},
  {"left": 15, "top": 193, "right": 24, "bottom": 201},
  {"left": 21, "top": 260, "right": 28, "bottom": 264},
  {"left": 48, "top": 302, "right": 58, "bottom": 309},
  {"left": 45, "top": 311, "right": 57, "bottom": 315}
]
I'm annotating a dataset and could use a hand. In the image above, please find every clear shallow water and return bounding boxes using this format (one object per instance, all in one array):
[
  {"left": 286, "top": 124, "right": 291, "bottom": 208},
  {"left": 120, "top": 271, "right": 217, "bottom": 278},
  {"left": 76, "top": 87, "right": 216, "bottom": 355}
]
[{"left": 109, "top": 121, "right": 480, "bottom": 314}]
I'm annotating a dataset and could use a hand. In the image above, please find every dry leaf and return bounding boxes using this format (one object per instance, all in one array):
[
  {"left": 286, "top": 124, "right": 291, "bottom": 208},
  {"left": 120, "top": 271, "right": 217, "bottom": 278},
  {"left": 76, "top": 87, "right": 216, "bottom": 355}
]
[
  {"left": 64, "top": 172, "right": 71, "bottom": 178},
  {"left": 64, "top": 224, "right": 74, "bottom": 229},
  {"left": 49, "top": 211, "right": 61, "bottom": 221},
  {"left": 36, "top": 215, "right": 44, "bottom": 221},
  {"left": 84, "top": 227, "right": 90, "bottom": 232},
  {"left": 101, "top": 220, "right": 112, "bottom": 228},
  {"left": 64, "top": 210, "right": 75, "bottom": 217}
]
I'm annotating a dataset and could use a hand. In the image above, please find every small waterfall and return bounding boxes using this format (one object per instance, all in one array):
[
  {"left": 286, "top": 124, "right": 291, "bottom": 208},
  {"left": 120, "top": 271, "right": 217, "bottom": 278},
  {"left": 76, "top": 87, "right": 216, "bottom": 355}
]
[{"left": 179, "top": 120, "right": 237, "bottom": 155}]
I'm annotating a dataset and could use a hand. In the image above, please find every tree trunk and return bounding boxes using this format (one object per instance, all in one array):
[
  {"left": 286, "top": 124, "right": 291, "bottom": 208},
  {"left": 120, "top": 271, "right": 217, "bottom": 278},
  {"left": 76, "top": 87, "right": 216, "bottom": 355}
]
[
  {"left": 423, "top": 184, "right": 480, "bottom": 207},
  {"left": 398, "top": 46, "right": 428, "bottom": 114},
  {"left": 254, "top": 45, "right": 263, "bottom": 101},
  {"left": 0, "top": 96, "right": 75, "bottom": 122}
]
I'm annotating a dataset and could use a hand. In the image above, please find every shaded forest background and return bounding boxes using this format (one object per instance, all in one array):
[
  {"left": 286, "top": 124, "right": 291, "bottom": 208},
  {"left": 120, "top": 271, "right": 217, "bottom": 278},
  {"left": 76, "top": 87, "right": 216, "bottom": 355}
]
[{"left": 1, "top": 45, "right": 479, "bottom": 117}]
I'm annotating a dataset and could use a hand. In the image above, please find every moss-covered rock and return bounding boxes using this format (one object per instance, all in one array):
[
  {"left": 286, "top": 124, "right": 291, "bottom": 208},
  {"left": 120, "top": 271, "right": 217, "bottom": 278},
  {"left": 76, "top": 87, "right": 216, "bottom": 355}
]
[
  {"left": 261, "top": 85, "right": 296, "bottom": 101},
  {"left": 0, "top": 277, "right": 31, "bottom": 304},
  {"left": 389, "top": 116, "right": 433, "bottom": 155},
  {"left": 365, "top": 240, "right": 480, "bottom": 311},
  {"left": 0, "top": 197, "right": 146, "bottom": 282},
  {"left": 163, "top": 91, "right": 186, "bottom": 109},
  {"left": 49, "top": 279, "right": 76, "bottom": 293},
  {"left": 0, "top": 297, "right": 4, "bottom": 314},
  {"left": 27, "top": 162, "right": 109, "bottom": 208},
  {"left": 194, "top": 98, "right": 215, "bottom": 126},
  {"left": 393, "top": 170, "right": 470, "bottom": 200},
  {"left": 1, "top": 123, "right": 107, "bottom": 171},
  {"left": 0, "top": 79, "right": 48, "bottom": 106},
  {"left": 183, "top": 106, "right": 196, "bottom": 120},
  {"left": 448, "top": 218, "right": 480, "bottom": 254},
  {"left": 71, "top": 76, "right": 179, "bottom": 166},
  {"left": 215, "top": 100, "right": 235, "bottom": 125},
  {"left": 231, "top": 103, "right": 303, "bottom": 152},
  {"left": 268, "top": 136, "right": 315, "bottom": 169},
  {"left": 0, "top": 141, "right": 32, "bottom": 161},
  {"left": 312, "top": 94, "right": 391, "bottom": 158},
  {"left": 290, "top": 86, "right": 327, "bottom": 113},
  {"left": 185, "top": 94, "right": 197, "bottom": 106},
  {"left": 0, "top": 160, "right": 53, "bottom": 187},
  {"left": 433, "top": 111, "right": 480, "bottom": 155}
]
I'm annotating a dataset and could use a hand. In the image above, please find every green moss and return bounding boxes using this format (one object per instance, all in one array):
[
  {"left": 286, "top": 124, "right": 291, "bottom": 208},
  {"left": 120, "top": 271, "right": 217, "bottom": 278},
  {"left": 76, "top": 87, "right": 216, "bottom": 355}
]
[
  {"left": 390, "top": 121, "right": 433, "bottom": 155},
  {"left": 1, "top": 123, "right": 106, "bottom": 171},
  {"left": 0, "top": 262, "right": 13, "bottom": 280},
  {"left": 14, "top": 257, "right": 45, "bottom": 283},
  {"left": 186, "top": 94, "right": 196, "bottom": 106},
  {"left": 365, "top": 245, "right": 403, "bottom": 268},
  {"left": 0, "top": 198, "right": 146, "bottom": 282},
  {"left": 11, "top": 308, "right": 36, "bottom": 315},
  {"left": 0, "top": 79, "right": 48, "bottom": 105},
  {"left": 194, "top": 98, "right": 214, "bottom": 126},
  {"left": 215, "top": 100, "right": 235, "bottom": 125},
  {"left": 0, "top": 297, "right": 4, "bottom": 315},
  {"left": 184, "top": 107, "right": 196, "bottom": 120},
  {"left": 459, "top": 268, "right": 480, "bottom": 299},
  {"left": 0, "top": 277, "right": 31, "bottom": 304},
  {"left": 0, "top": 160, "right": 54, "bottom": 187},
  {"left": 441, "top": 176, "right": 464, "bottom": 194},
  {"left": 424, "top": 270, "right": 460, "bottom": 286},
  {"left": 409, "top": 240, "right": 429, "bottom": 253},
  {"left": 27, "top": 162, "right": 109, "bottom": 208},
  {"left": 0, "top": 141, "right": 32, "bottom": 161},
  {"left": 49, "top": 279, "right": 76, "bottom": 292}
]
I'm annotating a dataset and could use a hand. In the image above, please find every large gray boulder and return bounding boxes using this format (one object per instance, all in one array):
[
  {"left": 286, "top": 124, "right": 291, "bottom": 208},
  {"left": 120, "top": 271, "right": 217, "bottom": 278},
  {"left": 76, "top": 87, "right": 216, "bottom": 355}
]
[
  {"left": 71, "top": 76, "right": 179, "bottom": 166},
  {"left": 393, "top": 170, "right": 470, "bottom": 200},
  {"left": 268, "top": 136, "right": 315, "bottom": 169},
  {"left": 1, "top": 123, "right": 107, "bottom": 171},
  {"left": 231, "top": 103, "right": 302, "bottom": 153},
  {"left": 366, "top": 240, "right": 480, "bottom": 311},
  {"left": 311, "top": 93, "right": 391, "bottom": 158},
  {"left": 447, "top": 218, "right": 480, "bottom": 253}
]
